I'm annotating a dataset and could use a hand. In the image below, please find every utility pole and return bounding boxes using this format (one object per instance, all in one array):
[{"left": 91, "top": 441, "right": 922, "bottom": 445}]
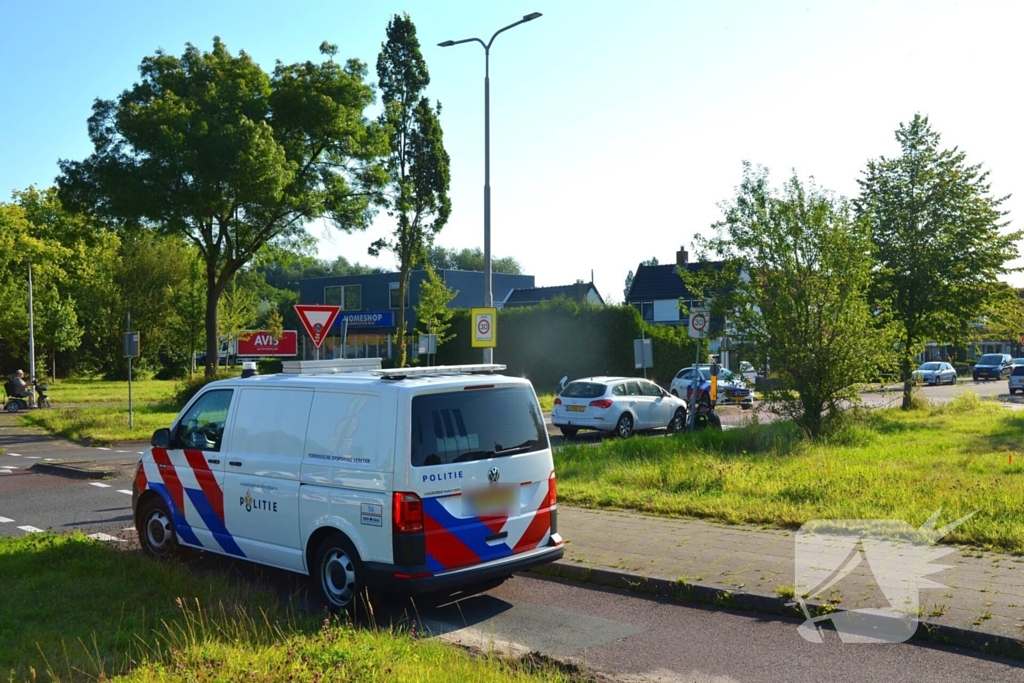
[{"left": 26, "top": 259, "right": 36, "bottom": 408}]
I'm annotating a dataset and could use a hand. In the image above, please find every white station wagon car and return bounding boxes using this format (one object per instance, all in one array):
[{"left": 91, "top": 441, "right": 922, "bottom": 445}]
[
  {"left": 132, "top": 361, "right": 563, "bottom": 612},
  {"left": 551, "top": 376, "right": 687, "bottom": 438}
]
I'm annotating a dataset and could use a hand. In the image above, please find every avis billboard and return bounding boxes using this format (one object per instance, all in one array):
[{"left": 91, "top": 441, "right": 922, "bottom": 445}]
[{"left": 236, "top": 330, "right": 298, "bottom": 357}]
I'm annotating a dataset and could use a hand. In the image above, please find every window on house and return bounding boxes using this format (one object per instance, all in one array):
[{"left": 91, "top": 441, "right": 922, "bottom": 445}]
[
  {"left": 324, "top": 285, "right": 362, "bottom": 311},
  {"left": 389, "top": 282, "right": 409, "bottom": 309},
  {"left": 641, "top": 302, "right": 654, "bottom": 321}
]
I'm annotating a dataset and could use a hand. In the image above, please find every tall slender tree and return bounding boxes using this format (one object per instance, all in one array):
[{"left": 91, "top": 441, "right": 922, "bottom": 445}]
[
  {"left": 857, "top": 115, "right": 1018, "bottom": 408},
  {"left": 59, "top": 38, "right": 387, "bottom": 375},
  {"left": 370, "top": 14, "right": 451, "bottom": 366}
]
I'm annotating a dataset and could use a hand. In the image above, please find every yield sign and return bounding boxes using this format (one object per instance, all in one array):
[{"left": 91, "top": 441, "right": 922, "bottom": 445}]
[{"left": 294, "top": 304, "right": 341, "bottom": 348}]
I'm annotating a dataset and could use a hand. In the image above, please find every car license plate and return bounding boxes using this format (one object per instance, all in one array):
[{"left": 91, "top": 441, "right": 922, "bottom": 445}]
[
  {"left": 567, "top": 405, "right": 585, "bottom": 412},
  {"left": 465, "top": 486, "right": 516, "bottom": 515}
]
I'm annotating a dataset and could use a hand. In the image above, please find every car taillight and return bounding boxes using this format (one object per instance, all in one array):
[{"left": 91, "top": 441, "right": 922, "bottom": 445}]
[
  {"left": 392, "top": 492, "right": 423, "bottom": 534},
  {"left": 549, "top": 472, "right": 557, "bottom": 507},
  {"left": 589, "top": 399, "right": 613, "bottom": 409},
  {"left": 554, "top": 397, "right": 562, "bottom": 406}
]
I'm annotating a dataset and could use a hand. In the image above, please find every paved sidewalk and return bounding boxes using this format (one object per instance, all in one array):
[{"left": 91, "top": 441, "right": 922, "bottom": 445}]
[{"left": 552, "top": 506, "right": 1024, "bottom": 652}]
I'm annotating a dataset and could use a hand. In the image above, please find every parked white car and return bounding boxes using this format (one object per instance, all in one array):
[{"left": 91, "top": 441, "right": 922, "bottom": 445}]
[
  {"left": 1009, "top": 365, "right": 1024, "bottom": 394},
  {"left": 552, "top": 377, "right": 687, "bottom": 438},
  {"left": 738, "top": 361, "right": 757, "bottom": 383},
  {"left": 912, "top": 361, "right": 957, "bottom": 386},
  {"left": 670, "top": 365, "right": 754, "bottom": 409}
]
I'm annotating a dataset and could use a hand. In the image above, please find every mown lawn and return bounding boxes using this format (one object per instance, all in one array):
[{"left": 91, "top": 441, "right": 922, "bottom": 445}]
[
  {"left": 43, "top": 377, "right": 181, "bottom": 405},
  {"left": 555, "top": 392, "right": 1024, "bottom": 553},
  {"left": 0, "top": 533, "right": 571, "bottom": 683},
  {"left": 20, "top": 403, "right": 180, "bottom": 444}
]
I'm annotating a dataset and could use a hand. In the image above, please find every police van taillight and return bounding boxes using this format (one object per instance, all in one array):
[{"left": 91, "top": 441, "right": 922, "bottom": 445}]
[
  {"left": 392, "top": 492, "right": 424, "bottom": 534},
  {"left": 549, "top": 471, "right": 557, "bottom": 507}
]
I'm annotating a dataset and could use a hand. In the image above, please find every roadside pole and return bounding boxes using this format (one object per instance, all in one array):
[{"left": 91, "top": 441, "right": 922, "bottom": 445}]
[
  {"left": 26, "top": 260, "right": 36, "bottom": 408},
  {"left": 127, "top": 313, "right": 133, "bottom": 431}
]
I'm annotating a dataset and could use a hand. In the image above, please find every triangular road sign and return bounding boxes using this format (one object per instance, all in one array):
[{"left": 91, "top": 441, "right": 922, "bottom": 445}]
[{"left": 294, "top": 304, "right": 341, "bottom": 349}]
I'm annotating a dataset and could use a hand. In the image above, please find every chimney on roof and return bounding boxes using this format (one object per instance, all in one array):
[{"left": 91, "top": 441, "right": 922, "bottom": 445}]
[{"left": 676, "top": 247, "right": 688, "bottom": 266}]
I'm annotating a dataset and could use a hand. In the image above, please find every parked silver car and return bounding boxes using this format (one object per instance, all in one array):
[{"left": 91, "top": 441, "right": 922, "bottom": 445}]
[
  {"left": 912, "top": 361, "right": 957, "bottom": 386},
  {"left": 552, "top": 377, "right": 687, "bottom": 438},
  {"left": 1009, "top": 365, "right": 1024, "bottom": 394}
]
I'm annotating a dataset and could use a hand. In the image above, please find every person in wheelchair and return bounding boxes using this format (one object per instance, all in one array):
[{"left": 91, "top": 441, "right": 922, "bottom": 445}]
[{"left": 6, "top": 370, "right": 30, "bottom": 398}]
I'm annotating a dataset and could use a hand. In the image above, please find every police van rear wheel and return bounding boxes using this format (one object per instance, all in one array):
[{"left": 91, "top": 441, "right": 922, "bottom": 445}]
[
  {"left": 314, "top": 534, "right": 365, "bottom": 613},
  {"left": 138, "top": 498, "right": 179, "bottom": 560}
]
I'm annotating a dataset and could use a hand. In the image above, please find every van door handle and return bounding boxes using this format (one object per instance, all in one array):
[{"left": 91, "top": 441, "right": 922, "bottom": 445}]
[
  {"left": 485, "top": 531, "right": 508, "bottom": 542},
  {"left": 228, "top": 461, "right": 242, "bottom": 467},
  {"left": 207, "top": 458, "right": 220, "bottom": 465}
]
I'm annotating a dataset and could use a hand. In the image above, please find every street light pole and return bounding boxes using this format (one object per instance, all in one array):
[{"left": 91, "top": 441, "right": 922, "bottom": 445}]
[
  {"left": 25, "top": 259, "right": 36, "bottom": 408},
  {"left": 439, "top": 12, "right": 542, "bottom": 364}
]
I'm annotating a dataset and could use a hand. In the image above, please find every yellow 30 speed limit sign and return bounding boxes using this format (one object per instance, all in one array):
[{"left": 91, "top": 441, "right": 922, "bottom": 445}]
[{"left": 471, "top": 307, "right": 496, "bottom": 348}]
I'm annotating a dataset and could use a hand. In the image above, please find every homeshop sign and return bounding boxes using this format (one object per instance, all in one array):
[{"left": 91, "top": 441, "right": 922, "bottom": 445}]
[{"left": 335, "top": 311, "right": 394, "bottom": 328}]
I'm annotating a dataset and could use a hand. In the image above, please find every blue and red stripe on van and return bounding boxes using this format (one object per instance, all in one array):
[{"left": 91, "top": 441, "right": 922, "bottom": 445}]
[
  {"left": 142, "top": 448, "right": 245, "bottom": 558},
  {"left": 421, "top": 480, "right": 555, "bottom": 573}
]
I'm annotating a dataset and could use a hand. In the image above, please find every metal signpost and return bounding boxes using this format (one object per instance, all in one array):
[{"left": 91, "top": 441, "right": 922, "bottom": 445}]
[
  {"left": 687, "top": 306, "right": 710, "bottom": 431},
  {"left": 124, "top": 313, "right": 140, "bottom": 430},
  {"left": 633, "top": 337, "right": 653, "bottom": 377}
]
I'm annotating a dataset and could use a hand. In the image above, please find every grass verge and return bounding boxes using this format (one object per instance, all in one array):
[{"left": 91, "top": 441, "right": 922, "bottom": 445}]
[
  {"left": 43, "top": 377, "right": 180, "bottom": 405},
  {"left": 0, "top": 533, "right": 572, "bottom": 683},
  {"left": 554, "top": 392, "right": 1024, "bottom": 553},
  {"left": 20, "top": 404, "right": 179, "bottom": 444}
]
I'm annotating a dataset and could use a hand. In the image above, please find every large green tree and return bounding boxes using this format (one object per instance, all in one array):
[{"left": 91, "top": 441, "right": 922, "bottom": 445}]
[
  {"left": 857, "top": 114, "right": 1019, "bottom": 408},
  {"left": 426, "top": 246, "right": 522, "bottom": 275},
  {"left": 688, "top": 164, "right": 893, "bottom": 436},
  {"left": 370, "top": 14, "right": 451, "bottom": 367},
  {"left": 58, "top": 38, "right": 387, "bottom": 375}
]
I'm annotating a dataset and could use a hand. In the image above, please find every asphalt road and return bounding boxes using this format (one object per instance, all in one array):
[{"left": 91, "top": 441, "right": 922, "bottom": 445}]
[{"left": 2, "top": 461, "right": 1023, "bottom": 681}]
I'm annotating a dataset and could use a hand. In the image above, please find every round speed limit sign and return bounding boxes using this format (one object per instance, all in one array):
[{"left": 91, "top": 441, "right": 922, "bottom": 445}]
[
  {"left": 691, "top": 313, "right": 707, "bottom": 331},
  {"left": 477, "top": 318, "right": 490, "bottom": 336}
]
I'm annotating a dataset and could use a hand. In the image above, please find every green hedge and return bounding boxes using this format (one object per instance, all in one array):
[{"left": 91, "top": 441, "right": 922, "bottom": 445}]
[{"left": 435, "top": 300, "right": 703, "bottom": 389}]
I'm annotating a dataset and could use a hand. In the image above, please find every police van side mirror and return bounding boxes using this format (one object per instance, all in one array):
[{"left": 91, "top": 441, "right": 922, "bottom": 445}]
[{"left": 151, "top": 428, "right": 170, "bottom": 449}]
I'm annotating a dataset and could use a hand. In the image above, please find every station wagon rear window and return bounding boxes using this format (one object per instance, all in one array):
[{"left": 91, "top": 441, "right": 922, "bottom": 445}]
[
  {"left": 1012, "top": 366, "right": 1024, "bottom": 376},
  {"left": 978, "top": 354, "right": 1004, "bottom": 365},
  {"left": 411, "top": 386, "right": 548, "bottom": 467},
  {"left": 561, "top": 382, "right": 605, "bottom": 398}
]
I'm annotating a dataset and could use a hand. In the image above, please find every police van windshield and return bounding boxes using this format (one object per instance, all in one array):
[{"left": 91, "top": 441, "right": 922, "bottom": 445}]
[{"left": 411, "top": 386, "right": 548, "bottom": 467}]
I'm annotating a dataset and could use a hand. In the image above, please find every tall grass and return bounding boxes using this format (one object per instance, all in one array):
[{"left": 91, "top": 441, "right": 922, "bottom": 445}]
[
  {"left": 555, "top": 395, "right": 1024, "bottom": 552},
  {"left": 0, "top": 534, "right": 570, "bottom": 683}
]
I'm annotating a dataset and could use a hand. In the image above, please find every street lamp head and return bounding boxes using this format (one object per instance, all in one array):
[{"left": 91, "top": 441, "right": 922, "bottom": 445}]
[
  {"left": 523, "top": 12, "right": 542, "bottom": 21},
  {"left": 438, "top": 40, "right": 455, "bottom": 47}
]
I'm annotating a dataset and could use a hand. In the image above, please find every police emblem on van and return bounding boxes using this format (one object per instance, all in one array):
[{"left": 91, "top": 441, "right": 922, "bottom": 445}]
[
  {"left": 241, "top": 489, "right": 278, "bottom": 513},
  {"left": 487, "top": 467, "right": 500, "bottom": 483}
]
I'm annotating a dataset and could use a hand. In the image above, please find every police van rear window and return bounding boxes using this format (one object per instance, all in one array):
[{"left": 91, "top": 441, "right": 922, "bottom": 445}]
[{"left": 411, "top": 386, "right": 548, "bottom": 467}]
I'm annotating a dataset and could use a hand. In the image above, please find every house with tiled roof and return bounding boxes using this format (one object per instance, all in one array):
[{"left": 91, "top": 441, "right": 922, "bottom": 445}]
[
  {"left": 625, "top": 247, "right": 738, "bottom": 367},
  {"left": 502, "top": 281, "right": 604, "bottom": 308}
]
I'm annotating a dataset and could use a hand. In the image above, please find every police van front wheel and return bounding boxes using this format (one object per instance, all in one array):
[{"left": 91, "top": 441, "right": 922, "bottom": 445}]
[
  {"left": 314, "top": 534, "right": 366, "bottom": 613},
  {"left": 138, "top": 498, "right": 179, "bottom": 560}
]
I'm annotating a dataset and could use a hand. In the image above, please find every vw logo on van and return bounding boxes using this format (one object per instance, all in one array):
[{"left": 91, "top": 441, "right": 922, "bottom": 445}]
[{"left": 487, "top": 467, "right": 500, "bottom": 484}]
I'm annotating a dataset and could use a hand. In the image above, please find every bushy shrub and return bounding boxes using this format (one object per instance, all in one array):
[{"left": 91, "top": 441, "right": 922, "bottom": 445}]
[
  {"left": 256, "top": 358, "right": 282, "bottom": 374},
  {"left": 172, "top": 372, "right": 235, "bottom": 408}
]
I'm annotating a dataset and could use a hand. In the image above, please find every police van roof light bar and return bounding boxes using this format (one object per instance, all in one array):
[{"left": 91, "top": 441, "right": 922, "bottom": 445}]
[{"left": 370, "top": 364, "right": 507, "bottom": 380}]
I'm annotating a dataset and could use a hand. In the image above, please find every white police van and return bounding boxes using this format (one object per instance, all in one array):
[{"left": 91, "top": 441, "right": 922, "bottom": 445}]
[{"left": 132, "top": 361, "right": 563, "bottom": 610}]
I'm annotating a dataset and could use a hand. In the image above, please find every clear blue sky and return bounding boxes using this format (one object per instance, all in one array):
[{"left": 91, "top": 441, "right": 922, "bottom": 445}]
[{"left": 2, "top": 0, "right": 1021, "bottom": 301}]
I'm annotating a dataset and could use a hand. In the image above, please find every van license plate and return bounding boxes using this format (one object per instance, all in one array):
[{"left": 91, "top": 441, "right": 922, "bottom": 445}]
[
  {"left": 567, "top": 405, "right": 585, "bottom": 412},
  {"left": 466, "top": 486, "right": 516, "bottom": 515}
]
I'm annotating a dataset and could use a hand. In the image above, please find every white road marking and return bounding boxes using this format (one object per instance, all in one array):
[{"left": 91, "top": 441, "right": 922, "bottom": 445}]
[
  {"left": 116, "top": 450, "right": 129, "bottom": 453},
  {"left": 122, "top": 527, "right": 136, "bottom": 532},
  {"left": 44, "top": 458, "right": 53, "bottom": 461},
  {"left": 2, "top": 465, "right": 17, "bottom": 469},
  {"left": 17, "top": 525, "right": 43, "bottom": 533},
  {"left": 90, "top": 482, "right": 111, "bottom": 488},
  {"left": 0, "top": 516, "right": 14, "bottom": 523},
  {"left": 7, "top": 453, "right": 20, "bottom": 457},
  {"left": 117, "top": 489, "right": 132, "bottom": 495},
  {"left": 96, "top": 447, "right": 111, "bottom": 451},
  {"left": 137, "top": 451, "right": 144, "bottom": 455},
  {"left": 87, "top": 532, "right": 125, "bottom": 542},
  {"left": 24, "top": 456, "right": 40, "bottom": 459},
  {"left": 0, "top": 470, "right": 11, "bottom": 475}
]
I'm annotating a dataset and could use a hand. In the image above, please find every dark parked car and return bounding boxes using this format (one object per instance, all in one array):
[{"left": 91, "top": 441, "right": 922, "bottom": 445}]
[{"left": 972, "top": 353, "right": 1013, "bottom": 381}]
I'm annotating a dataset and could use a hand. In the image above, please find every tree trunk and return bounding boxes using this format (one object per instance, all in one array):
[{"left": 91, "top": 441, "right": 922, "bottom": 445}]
[
  {"left": 900, "top": 351, "right": 914, "bottom": 410},
  {"left": 204, "top": 284, "right": 220, "bottom": 377}
]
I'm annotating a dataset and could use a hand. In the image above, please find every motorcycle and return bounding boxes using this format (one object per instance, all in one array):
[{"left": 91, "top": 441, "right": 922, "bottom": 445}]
[
  {"left": 4, "top": 380, "right": 50, "bottom": 413},
  {"left": 687, "top": 380, "right": 722, "bottom": 431}
]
